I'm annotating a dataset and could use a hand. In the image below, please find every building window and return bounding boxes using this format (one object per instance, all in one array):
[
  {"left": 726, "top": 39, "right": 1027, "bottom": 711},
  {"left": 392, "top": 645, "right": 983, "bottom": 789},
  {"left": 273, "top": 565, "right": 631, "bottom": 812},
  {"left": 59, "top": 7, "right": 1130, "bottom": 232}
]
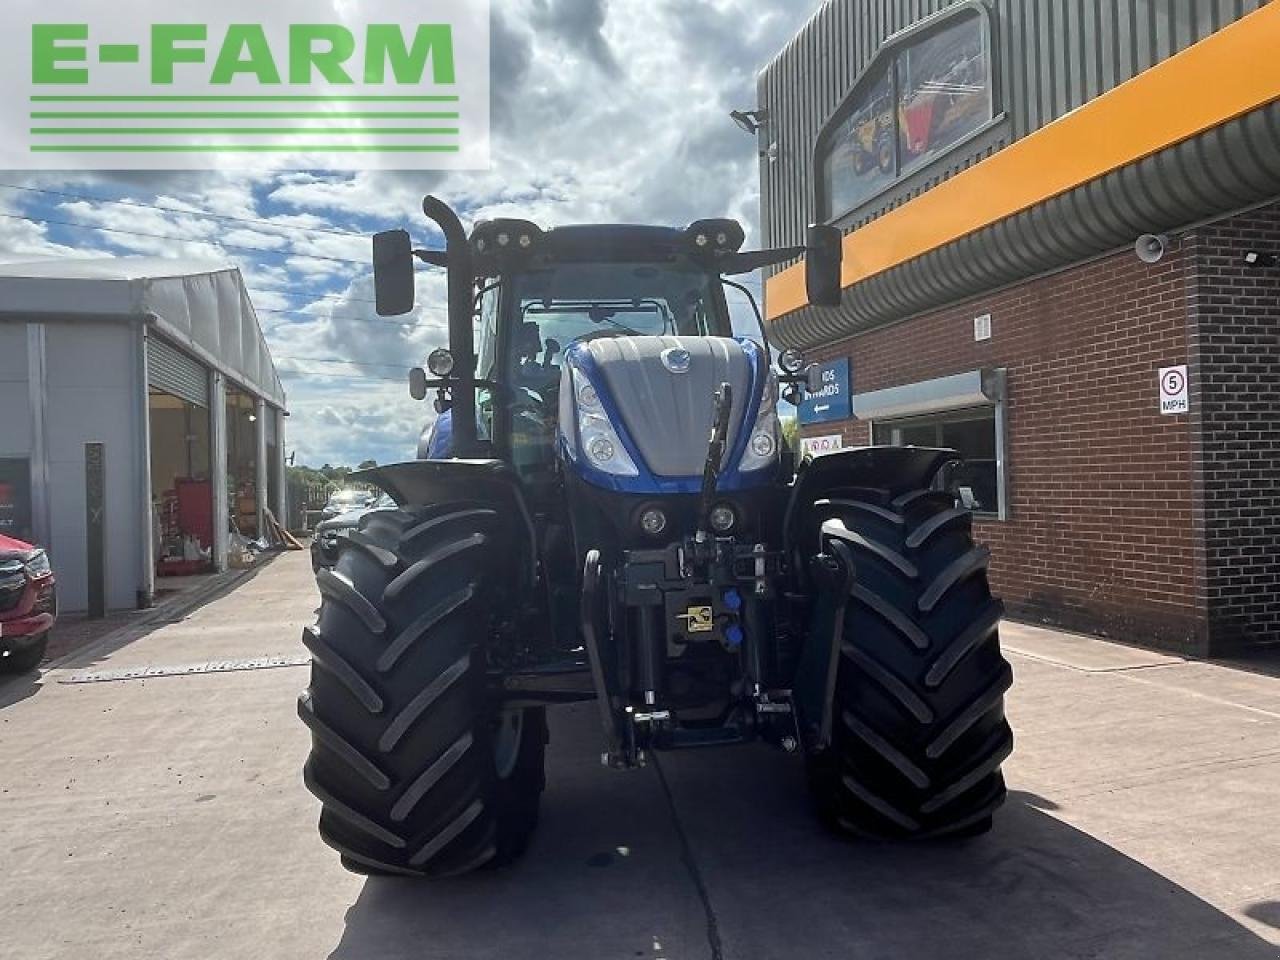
[
  {"left": 872, "top": 406, "right": 1004, "bottom": 518},
  {"left": 817, "top": 6, "right": 993, "bottom": 220},
  {"left": 820, "top": 66, "right": 896, "bottom": 220}
]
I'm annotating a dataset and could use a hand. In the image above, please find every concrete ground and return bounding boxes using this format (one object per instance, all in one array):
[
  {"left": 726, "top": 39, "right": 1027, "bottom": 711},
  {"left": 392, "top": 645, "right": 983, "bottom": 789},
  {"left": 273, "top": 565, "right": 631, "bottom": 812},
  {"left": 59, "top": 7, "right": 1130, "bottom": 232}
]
[
  {"left": 1, "top": 550, "right": 1277, "bottom": 959},
  {"left": 41, "top": 559, "right": 273, "bottom": 663}
]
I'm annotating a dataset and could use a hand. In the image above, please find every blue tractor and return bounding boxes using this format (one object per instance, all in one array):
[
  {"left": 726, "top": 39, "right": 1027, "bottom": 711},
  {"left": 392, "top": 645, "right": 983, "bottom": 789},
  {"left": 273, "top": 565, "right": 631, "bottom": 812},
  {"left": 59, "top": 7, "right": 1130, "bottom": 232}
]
[{"left": 300, "top": 197, "right": 1013, "bottom": 877}]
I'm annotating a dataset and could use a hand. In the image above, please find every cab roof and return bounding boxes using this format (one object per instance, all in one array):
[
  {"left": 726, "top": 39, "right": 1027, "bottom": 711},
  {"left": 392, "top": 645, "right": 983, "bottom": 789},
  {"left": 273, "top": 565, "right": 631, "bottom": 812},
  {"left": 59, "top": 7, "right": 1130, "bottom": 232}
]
[{"left": 533, "top": 224, "right": 689, "bottom": 262}]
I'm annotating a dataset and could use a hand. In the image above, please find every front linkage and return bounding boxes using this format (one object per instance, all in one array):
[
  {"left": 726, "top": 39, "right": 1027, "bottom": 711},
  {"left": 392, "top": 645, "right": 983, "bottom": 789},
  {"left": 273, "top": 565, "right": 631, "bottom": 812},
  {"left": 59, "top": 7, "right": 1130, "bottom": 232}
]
[{"left": 585, "top": 380, "right": 800, "bottom": 767}]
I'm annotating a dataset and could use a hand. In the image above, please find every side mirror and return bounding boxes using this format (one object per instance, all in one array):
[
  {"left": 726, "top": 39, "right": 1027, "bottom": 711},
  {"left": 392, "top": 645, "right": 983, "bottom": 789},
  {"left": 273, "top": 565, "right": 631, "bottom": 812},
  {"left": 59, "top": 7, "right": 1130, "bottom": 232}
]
[
  {"left": 805, "top": 223, "right": 843, "bottom": 308},
  {"left": 373, "top": 230, "right": 416, "bottom": 317},
  {"left": 408, "top": 367, "right": 428, "bottom": 401},
  {"left": 804, "top": 363, "right": 824, "bottom": 395}
]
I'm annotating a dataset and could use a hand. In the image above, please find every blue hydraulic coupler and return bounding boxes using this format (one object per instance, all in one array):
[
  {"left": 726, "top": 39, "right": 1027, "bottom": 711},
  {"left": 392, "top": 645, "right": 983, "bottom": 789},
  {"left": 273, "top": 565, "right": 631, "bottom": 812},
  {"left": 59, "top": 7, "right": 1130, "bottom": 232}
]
[{"left": 724, "top": 622, "right": 744, "bottom": 650}]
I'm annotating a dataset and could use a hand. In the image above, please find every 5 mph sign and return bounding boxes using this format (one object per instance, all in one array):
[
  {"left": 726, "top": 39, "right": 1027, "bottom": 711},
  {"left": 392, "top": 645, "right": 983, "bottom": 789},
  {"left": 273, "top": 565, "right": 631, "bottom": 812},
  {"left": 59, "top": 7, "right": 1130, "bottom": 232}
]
[{"left": 1159, "top": 364, "right": 1189, "bottom": 415}]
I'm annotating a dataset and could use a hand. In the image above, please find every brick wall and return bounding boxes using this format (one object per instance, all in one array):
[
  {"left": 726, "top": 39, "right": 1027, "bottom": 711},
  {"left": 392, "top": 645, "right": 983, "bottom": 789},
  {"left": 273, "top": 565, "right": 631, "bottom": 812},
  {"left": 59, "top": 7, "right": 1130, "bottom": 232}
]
[
  {"left": 801, "top": 246, "right": 1205, "bottom": 651},
  {"left": 1185, "top": 207, "right": 1280, "bottom": 651}
]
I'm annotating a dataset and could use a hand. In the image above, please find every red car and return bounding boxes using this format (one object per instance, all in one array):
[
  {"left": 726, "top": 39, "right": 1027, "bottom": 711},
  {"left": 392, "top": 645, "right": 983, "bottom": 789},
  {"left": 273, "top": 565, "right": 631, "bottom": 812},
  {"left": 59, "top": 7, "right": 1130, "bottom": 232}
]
[{"left": 0, "top": 534, "right": 57, "bottom": 675}]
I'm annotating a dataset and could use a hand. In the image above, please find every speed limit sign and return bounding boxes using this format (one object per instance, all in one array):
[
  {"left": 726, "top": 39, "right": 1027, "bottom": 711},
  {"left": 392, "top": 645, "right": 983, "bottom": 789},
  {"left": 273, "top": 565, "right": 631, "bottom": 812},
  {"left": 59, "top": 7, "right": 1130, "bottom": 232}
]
[{"left": 1159, "top": 364, "right": 1189, "bottom": 415}]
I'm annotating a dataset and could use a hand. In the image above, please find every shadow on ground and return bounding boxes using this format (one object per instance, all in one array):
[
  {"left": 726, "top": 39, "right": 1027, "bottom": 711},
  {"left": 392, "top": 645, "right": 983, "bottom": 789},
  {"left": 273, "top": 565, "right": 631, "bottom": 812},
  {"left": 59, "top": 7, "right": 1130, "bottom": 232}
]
[
  {"left": 45, "top": 556, "right": 283, "bottom": 674},
  {"left": 1245, "top": 900, "right": 1280, "bottom": 931},
  {"left": 326, "top": 712, "right": 1276, "bottom": 960},
  {"left": 1215, "top": 647, "right": 1280, "bottom": 679},
  {"left": 0, "top": 672, "right": 40, "bottom": 712}
]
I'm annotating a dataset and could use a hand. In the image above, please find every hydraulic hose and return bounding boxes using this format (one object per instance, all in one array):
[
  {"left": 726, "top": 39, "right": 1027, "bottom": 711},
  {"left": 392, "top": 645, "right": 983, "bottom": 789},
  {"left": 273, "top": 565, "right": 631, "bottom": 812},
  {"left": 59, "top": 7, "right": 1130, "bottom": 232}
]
[{"left": 696, "top": 382, "right": 733, "bottom": 545}]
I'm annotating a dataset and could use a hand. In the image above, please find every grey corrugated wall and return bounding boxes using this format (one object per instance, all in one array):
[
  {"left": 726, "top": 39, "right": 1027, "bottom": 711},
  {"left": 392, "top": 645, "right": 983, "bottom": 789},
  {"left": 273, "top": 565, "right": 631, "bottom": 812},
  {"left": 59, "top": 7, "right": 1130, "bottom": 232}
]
[{"left": 757, "top": 0, "right": 1280, "bottom": 349}]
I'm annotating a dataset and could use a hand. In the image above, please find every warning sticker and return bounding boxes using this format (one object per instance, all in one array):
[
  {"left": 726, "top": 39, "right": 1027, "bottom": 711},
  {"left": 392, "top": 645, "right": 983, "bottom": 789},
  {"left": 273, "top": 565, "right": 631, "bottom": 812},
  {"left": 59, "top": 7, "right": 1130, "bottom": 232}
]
[{"left": 677, "top": 606, "right": 715, "bottom": 633}]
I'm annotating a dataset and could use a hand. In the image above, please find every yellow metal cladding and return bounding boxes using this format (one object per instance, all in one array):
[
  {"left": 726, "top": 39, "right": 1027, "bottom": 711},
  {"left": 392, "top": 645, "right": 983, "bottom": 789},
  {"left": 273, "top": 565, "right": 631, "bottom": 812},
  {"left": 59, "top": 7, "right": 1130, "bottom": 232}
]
[{"left": 766, "top": 2, "right": 1280, "bottom": 321}]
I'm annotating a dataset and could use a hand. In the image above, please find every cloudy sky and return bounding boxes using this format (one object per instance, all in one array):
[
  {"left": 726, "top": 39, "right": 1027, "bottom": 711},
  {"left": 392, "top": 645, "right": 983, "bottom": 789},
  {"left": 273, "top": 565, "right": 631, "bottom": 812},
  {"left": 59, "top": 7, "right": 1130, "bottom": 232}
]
[{"left": 0, "top": 0, "right": 818, "bottom": 468}]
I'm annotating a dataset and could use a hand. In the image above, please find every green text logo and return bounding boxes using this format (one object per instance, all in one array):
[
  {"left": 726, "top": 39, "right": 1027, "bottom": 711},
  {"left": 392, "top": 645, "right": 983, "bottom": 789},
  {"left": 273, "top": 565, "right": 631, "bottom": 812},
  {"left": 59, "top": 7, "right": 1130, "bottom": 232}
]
[
  {"left": 33, "top": 24, "right": 457, "bottom": 87},
  {"left": 7, "top": 2, "right": 490, "bottom": 170}
]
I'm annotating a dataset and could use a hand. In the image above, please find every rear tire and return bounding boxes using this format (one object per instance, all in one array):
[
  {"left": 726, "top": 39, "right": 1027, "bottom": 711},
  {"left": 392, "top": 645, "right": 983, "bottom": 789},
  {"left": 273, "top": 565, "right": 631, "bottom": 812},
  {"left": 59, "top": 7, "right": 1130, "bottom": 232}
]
[
  {"left": 301, "top": 503, "right": 546, "bottom": 878},
  {"left": 805, "top": 487, "right": 1013, "bottom": 839},
  {"left": 1, "top": 633, "right": 48, "bottom": 675}
]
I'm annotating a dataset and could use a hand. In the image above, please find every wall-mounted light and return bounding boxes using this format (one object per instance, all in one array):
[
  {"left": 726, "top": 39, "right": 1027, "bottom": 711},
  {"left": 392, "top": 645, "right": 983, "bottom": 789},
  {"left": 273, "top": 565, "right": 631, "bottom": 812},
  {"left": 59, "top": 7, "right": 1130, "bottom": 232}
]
[
  {"left": 1134, "top": 233, "right": 1173, "bottom": 264},
  {"left": 1243, "top": 250, "right": 1278, "bottom": 269},
  {"left": 247, "top": 413, "right": 258, "bottom": 423},
  {"left": 729, "top": 108, "right": 769, "bottom": 135}
]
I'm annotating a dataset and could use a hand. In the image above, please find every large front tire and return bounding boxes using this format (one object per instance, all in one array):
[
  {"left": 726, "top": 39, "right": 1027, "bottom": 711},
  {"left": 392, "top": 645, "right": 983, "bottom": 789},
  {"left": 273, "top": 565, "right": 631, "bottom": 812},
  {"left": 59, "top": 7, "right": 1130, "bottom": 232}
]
[
  {"left": 300, "top": 503, "right": 546, "bottom": 878},
  {"left": 806, "top": 488, "right": 1013, "bottom": 839}
]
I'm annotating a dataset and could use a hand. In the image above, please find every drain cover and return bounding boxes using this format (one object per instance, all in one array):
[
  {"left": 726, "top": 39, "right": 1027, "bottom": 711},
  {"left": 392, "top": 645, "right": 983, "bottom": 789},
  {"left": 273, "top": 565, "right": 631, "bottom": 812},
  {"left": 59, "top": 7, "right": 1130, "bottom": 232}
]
[{"left": 60, "top": 654, "right": 311, "bottom": 684}]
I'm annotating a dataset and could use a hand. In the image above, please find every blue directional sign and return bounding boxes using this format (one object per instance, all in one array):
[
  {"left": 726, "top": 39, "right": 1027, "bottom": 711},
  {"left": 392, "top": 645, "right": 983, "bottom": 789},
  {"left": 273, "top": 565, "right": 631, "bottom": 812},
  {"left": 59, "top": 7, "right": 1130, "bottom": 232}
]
[{"left": 799, "top": 357, "right": 852, "bottom": 425}]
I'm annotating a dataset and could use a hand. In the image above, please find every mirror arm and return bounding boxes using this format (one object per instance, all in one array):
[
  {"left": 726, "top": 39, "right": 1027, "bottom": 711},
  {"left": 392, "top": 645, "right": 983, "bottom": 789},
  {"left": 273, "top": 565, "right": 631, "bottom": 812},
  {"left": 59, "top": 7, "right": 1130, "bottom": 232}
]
[
  {"left": 719, "top": 246, "right": 806, "bottom": 275},
  {"left": 420, "top": 376, "right": 510, "bottom": 396},
  {"left": 413, "top": 249, "right": 449, "bottom": 268}
]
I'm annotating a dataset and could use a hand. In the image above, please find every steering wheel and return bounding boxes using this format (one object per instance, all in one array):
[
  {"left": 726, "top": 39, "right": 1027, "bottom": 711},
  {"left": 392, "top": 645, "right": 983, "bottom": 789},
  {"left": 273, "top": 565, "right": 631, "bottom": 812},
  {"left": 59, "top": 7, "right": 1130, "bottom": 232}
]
[{"left": 509, "top": 383, "right": 556, "bottom": 432}]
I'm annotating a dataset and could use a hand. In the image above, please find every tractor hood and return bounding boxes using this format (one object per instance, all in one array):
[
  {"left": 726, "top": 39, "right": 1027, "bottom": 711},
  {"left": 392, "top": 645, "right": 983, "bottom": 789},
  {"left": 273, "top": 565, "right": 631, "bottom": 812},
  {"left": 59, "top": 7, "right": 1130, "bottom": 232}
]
[{"left": 560, "top": 336, "right": 775, "bottom": 490}]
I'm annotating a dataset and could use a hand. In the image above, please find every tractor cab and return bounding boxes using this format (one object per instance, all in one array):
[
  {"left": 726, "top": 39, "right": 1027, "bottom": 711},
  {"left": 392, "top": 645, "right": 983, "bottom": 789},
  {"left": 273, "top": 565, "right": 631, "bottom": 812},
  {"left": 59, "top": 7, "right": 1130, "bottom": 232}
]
[
  {"left": 467, "top": 223, "right": 747, "bottom": 490},
  {"left": 406, "top": 218, "right": 791, "bottom": 489}
]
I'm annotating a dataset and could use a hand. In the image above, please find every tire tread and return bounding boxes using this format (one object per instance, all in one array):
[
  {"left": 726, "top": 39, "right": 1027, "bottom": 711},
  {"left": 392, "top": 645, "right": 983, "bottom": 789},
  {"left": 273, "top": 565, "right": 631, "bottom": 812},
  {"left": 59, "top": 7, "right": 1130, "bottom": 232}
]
[
  {"left": 808, "top": 485, "right": 1013, "bottom": 840},
  {"left": 301, "top": 504, "right": 545, "bottom": 878}
]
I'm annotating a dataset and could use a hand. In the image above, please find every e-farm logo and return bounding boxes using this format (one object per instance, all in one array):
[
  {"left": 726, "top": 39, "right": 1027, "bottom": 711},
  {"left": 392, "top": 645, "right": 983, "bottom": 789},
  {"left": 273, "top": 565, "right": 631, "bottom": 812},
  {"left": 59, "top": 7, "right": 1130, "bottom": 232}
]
[{"left": 3, "top": 1, "right": 490, "bottom": 170}]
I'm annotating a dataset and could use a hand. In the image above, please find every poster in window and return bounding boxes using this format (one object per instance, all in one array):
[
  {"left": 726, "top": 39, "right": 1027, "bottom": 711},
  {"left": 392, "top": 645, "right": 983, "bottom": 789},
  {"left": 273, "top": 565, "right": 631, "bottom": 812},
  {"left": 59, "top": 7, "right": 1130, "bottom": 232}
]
[
  {"left": 0, "top": 458, "right": 32, "bottom": 541},
  {"left": 823, "top": 67, "right": 895, "bottom": 218},
  {"left": 896, "top": 13, "right": 990, "bottom": 170}
]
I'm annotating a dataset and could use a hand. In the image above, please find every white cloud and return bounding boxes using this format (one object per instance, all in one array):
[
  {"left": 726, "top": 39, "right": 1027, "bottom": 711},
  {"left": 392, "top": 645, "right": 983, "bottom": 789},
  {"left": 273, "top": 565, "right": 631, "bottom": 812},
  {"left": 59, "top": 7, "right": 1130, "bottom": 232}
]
[{"left": 0, "top": 0, "right": 821, "bottom": 468}]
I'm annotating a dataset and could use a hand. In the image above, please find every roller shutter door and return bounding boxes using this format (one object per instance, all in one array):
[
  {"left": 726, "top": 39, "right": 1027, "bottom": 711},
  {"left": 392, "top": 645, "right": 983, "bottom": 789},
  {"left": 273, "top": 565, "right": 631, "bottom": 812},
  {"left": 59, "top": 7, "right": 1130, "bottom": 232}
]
[{"left": 147, "top": 338, "right": 209, "bottom": 408}]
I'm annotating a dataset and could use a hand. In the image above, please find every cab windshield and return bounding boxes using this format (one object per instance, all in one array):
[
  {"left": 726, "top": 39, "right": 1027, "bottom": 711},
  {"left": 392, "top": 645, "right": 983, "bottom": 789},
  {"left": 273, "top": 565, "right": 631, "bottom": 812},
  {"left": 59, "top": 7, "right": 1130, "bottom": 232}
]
[
  {"left": 475, "top": 261, "right": 732, "bottom": 483},
  {"left": 476, "top": 261, "right": 730, "bottom": 379},
  {"left": 514, "top": 261, "right": 728, "bottom": 349}
]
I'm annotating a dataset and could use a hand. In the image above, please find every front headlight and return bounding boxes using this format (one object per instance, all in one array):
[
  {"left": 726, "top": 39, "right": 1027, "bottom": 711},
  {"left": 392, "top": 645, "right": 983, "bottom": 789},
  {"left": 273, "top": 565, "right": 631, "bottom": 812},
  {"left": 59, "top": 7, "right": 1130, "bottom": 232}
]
[
  {"left": 24, "top": 550, "right": 51, "bottom": 578},
  {"left": 568, "top": 366, "right": 639, "bottom": 477},
  {"left": 739, "top": 375, "right": 781, "bottom": 472}
]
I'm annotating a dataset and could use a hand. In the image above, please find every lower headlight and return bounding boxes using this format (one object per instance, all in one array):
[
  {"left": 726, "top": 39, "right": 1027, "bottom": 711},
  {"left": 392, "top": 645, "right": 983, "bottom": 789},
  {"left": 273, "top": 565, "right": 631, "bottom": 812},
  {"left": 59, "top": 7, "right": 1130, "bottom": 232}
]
[
  {"left": 639, "top": 507, "right": 668, "bottom": 536},
  {"left": 750, "top": 431, "right": 776, "bottom": 459},
  {"left": 709, "top": 503, "right": 736, "bottom": 533},
  {"left": 587, "top": 435, "right": 617, "bottom": 465}
]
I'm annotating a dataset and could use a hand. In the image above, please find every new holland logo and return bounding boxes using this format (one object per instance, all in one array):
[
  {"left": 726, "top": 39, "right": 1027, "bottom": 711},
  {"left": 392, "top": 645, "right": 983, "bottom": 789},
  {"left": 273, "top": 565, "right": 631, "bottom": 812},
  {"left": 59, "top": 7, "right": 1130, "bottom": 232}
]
[{"left": 661, "top": 347, "right": 692, "bottom": 374}]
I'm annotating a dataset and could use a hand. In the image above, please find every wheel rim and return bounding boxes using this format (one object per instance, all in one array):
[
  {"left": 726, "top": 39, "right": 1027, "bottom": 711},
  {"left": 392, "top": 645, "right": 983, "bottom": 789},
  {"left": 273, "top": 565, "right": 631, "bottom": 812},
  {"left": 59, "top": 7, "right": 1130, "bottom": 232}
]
[{"left": 493, "top": 709, "right": 524, "bottom": 780}]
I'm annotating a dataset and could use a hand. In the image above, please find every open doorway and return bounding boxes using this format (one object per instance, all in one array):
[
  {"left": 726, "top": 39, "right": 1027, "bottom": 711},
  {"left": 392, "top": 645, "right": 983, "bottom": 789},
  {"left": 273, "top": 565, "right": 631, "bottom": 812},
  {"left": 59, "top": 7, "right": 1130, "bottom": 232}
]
[{"left": 149, "top": 389, "right": 214, "bottom": 577}]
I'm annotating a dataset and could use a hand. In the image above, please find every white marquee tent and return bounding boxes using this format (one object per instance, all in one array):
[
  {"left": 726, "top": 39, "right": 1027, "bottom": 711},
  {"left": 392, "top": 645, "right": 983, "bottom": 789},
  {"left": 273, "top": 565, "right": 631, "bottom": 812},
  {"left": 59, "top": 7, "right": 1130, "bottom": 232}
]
[{"left": 0, "top": 258, "right": 287, "bottom": 612}]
